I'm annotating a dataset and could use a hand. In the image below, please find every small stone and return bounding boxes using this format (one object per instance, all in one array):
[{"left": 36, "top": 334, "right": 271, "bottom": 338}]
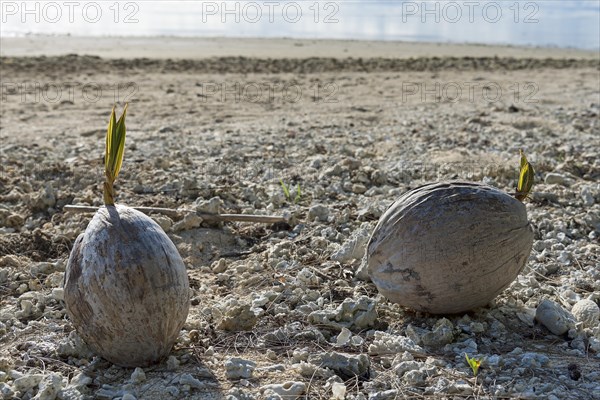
[
  {"left": 130, "top": 367, "right": 146, "bottom": 384},
  {"left": 557, "top": 251, "right": 570, "bottom": 265},
  {"left": 544, "top": 173, "right": 568, "bottom": 185},
  {"left": 581, "top": 186, "right": 595, "bottom": 206},
  {"left": 225, "top": 357, "right": 256, "bottom": 380},
  {"left": 218, "top": 304, "right": 257, "bottom": 331},
  {"left": 5, "top": 213, "right": 24, "bottom": 228},
  {"left": 336, "top": 328, "right": 352, "bottom": 346},
  {"left": 14, "top": 374, "right": 44, "bottom": 392},
  {"left": 152, "top": 216, "right": 173, "bottom": 232},
  {"left": 172, "top": 213, "right": 203, "bottom": 232},
  {"left": 368, "top": 331, "right": 423, "bottom": 355},
  {"left": 394, "top": 361, "right": 420, "bottom": 377},
  {"left": 351, "top": 183, "right": 367, "bottom": 194},
  {"left": 571, "top": 299, "right": 600, "bottom": 328},
  {"left": 50, "top": 288, "right": 64, "bottom": 301},
  {"left": 194, "top": 196, "right": 223, "bottom": 214},
  {"left": 308, "top": 204, "right": 330, "bottom": 222},
  {"left": 323, "top": 164, "right": 343, "bottom": 177},
  {"left": 308, "top": 296, "right": 377, "bottom": 331},
  {"left": 261, "top": 382, "right": 306, "bottom": 399},
  {"left": 331, "top": 223, "right": 371, "bottom": 263},
  {"left": 33, "top": 373, "right": 62, "bottom": 400},
  {"left": 69, "top": 373, "right": 92, "bottom": 390},
  {"left": 369, "top": 390, "right": 398, "bottom": 400},
  {"left": 520, "top": 352, "right": 550, "bottom": 368},
  {"left": 166, "top": 356, "right": 180, "bottom": 371},
  {"left": 370, "top": 170, "right": 387, "bottom": 186},
  {"left": 535, "top": 299, "right": 575, "bottom": 335},
  {"left": 165, "top": 386, "right": 179, "bottom": 397},
  {"left": 331, "top": 382, "right": 346, "bottom": 400},
  {"left": 211, "top": 259, "right": 228, "bottom": 273},
  {"left": 0, "top": 383, "right": 14, "bottom": 398},
  {"left": 422, "top": 318, "right": 455, "bottom": 347},
  {"left": 403, "top": 369, "right": 426, "bottom": 386},
  {"left": 0, "top": 255, "right": 24, "bottom": 268},
  {"left": 308, "top": 352, "right": 370, "bottom": 380},
  {"left": 122, "top": 394, "right": 136, "bottom": 400},
  {"left": 178, "top": 373, "right": 205, "bottom": 389},
  {"left": 0, "top": 269, "right": 8, "bottom": 284}
]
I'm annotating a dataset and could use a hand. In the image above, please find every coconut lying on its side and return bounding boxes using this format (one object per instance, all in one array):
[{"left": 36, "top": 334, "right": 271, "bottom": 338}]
[{"left": 367, "top": 181, "right": 534, "bottom": 314}]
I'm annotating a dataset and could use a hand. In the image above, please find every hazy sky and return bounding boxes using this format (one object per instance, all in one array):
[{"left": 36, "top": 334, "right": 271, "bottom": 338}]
[{"left": 1, "top": 1, "right": 599, "bottom": 49}]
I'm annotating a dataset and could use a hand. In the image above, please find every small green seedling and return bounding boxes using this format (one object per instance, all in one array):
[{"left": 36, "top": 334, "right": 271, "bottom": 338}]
[
  {"left": 294, "top": 183, "right": 301, "bottom": 204},
  {"left": 465, "top": 353, "right": 481, "bottom": 376},
  {"left": 515, "top": 149, "right": 534, "bottom": 202},
  {"left": 104, "top": 104, "right": 128, "bottom": 205},
  {"left": 280, "top": 179, "right": 290, "bottom": 199},
  {"left": 279, "top": 179, "right": 301, "bottom": 204}
]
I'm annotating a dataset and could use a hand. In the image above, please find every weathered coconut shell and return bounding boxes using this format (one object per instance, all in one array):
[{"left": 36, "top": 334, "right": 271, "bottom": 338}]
[
  {"left": 64, "top": 205, "right": 189, "bottom": 367},
  {"left": 367, "top": 181, "right": 534, "bottom": 314}
]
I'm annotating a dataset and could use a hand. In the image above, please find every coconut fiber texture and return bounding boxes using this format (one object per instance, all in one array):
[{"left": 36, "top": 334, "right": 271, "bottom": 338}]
[
  {"left": 64, "top": 205, "right": 190, "bottom": 367},
  {"left": 367, "top": 181, "right": 534, "bottom": 314}
]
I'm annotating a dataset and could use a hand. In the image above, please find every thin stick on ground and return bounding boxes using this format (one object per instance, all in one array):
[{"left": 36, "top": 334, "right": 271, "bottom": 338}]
[{"left": 63, "top": 205, "right": 289, "bottom": 224}]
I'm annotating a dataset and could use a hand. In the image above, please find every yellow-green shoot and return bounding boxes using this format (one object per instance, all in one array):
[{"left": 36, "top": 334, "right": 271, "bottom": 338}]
[
  {"left": 280, "top": 179, "right": 301, "bottom": 204},
  {"left": 515, "top": 149, "right": 534, "bottom": 202},
  {"left": 104, "top": 104, "right": 128, "bottom": 205},
  {"left": 465, "top": 353, "right": 481, "bottom": 376}
]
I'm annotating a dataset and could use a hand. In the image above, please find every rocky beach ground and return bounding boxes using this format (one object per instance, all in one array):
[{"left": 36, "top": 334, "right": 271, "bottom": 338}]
[{"left": 0, "top": 38, "right": 599, "bottom": 399}]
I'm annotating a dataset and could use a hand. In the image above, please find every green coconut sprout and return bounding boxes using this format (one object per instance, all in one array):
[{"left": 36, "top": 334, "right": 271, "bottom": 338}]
[
  {"left": 465, "top": 353, "right": 481, "bottom": 376},
  {"left": 103, "top": 104, "right": 128, "bottom": 205},
  {"left": 515, "top": 149, "right": 534, "bottom": 202}
]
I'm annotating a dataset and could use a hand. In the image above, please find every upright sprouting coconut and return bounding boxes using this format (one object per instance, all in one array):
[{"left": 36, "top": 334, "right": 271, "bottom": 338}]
[
  {"left": 367, "top": 152, "right": 535, "bottom": 314},
  {"left": 63, "top": 105, "right": 190, "bottom": 367}
]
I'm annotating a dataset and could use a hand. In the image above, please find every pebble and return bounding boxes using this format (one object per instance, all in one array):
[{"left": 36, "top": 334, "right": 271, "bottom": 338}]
[
  {"left": 544, "top": 173, "right": 568, "bottom": 185},
  {"left": 218, "top": 304, "right": 258, "bottom": 331},
  {"left": 368, "top": 332, "right": 423, "bottom": 355},
  {"left": 421, "top": 318, "right": 456, "bottom": 347},
  {"left": 308, "top": 204, "right": 330, "bottom": 222},
  {"left": 571, "top": 299, "right": 600, "bottom": 328},
  {"left": 194, "top": 197, "right": 223, "bottom": 214},
  {"left": 331, "top": 382, "right": 346, "bottom": 399},
  {"left": 336, "top": 327, "right": 352, "bottom": 346},
  {"left": 261, "top": 382, "right": 306, "bottom": 399},
  {"left": 130, "top": 368, "right": 146, "bottom": 384},
  {"left": 308, "top": 352, "right": 370, "bottom": 379},
  {"left": 178, "top": 374, "right": 205, "bottom": 389},
  {"left": 535, "top": 299, "right": 576, "bottom": 335},
  {"left": 581, "top": 186, "right": 595, "bottom": 206},
  {"left": 151, "top": 216, "right": 173, "bottom": 232},
  {"left": 225, "top": 358, "right": 256, "bottom": 380},
  {"left": 308, "top": 296, "right": 377, "bottom": 331},
  {"left": 13, "top": 374, "right": 44, "bottom": 392},
  {"left": 394, "top": 360, "right": 420, "bottom": 377},
  {"left": 520, "top": 352, "right": 550, "bottom": 368},
  {"left": 172, "top": 213, "right": 202, "bottom": 232},
  {"left": 33, "top": 373, "right": 63, "bottom": 400},
  {"left": 403, "top": 369, "right": 426, "bottom": 386},
  {"left": 331, "top": 223, "right": 371, "bottom": 262},
  {"left": 166, "top": 355, "right": 180, "bottom": 371}
]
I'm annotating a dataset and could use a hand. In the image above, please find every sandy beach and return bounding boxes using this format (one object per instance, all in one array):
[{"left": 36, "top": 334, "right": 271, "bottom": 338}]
[
  {"left": 0, "top": 36, "right": 599, "bottom": 399},
  {"left": 3, "top": 35, "right": 599, "bottom": 60}
]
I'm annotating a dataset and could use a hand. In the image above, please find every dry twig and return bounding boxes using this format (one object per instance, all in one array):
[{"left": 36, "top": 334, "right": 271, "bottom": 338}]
[{"left": 63, "top": 205, "right": 289, "bottom": 224}]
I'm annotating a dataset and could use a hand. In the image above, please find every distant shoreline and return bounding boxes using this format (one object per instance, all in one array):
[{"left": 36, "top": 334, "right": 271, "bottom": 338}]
[{"left": 2, "top": 35, "right": 598, "bottom": 60}]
